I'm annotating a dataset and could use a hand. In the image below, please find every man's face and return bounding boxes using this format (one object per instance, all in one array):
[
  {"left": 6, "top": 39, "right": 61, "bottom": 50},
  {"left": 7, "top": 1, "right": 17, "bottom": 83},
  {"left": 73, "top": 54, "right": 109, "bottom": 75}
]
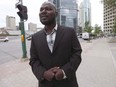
[{"left": 39, "top": 3, "right": 57, "bottom": 25}]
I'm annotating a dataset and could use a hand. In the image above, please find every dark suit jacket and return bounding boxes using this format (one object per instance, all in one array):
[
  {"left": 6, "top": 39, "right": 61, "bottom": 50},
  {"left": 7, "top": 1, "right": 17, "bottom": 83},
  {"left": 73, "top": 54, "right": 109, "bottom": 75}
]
[{"left": 29, "top": 25, "right": 82, "bottom": 87}]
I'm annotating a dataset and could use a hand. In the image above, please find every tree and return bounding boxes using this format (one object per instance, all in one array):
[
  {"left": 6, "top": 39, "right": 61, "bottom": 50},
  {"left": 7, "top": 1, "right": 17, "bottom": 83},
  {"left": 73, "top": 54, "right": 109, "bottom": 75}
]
[
  {"left": 84, "top": 21, "right": 93, "bottom": 33},
  {"left": 93, "top": 24, "right": 102, "bottom": 37},
  {"left": 94, "top": 24, "right": 101, "bottom": 34}
]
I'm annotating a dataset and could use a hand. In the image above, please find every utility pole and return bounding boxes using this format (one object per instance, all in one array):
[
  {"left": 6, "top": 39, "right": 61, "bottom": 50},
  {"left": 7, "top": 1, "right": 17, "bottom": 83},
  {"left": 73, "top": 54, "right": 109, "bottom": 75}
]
[{"left": 16, "top": 0, "right": 28, "bottom": 60}]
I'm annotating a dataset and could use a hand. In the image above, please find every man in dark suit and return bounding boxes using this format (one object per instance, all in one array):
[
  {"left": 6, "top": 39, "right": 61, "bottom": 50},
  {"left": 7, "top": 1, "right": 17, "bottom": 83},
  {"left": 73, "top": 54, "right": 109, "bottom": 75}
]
[{"left": 29, "top": 1, "right": 82, "bottom": 87}]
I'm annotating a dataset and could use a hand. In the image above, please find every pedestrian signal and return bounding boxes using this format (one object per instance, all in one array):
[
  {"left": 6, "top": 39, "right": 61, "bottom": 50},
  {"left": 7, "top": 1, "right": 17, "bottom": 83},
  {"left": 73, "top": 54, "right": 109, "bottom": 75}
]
[{"left": 17, "top": 4, "right": 28, "bottom": 20}]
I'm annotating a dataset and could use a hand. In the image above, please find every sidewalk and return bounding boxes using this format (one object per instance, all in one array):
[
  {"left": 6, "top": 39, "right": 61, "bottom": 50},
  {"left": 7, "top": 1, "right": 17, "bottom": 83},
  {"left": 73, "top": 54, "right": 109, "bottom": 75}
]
[
  {"left": 0, "top": 59, "right": 38, "bottom": 87},
  {"left": 77, "top": 38, "right": 116, "bottom": 87},
  {"left": 0, "top": 38, "right": 116, "bottom": 87}
]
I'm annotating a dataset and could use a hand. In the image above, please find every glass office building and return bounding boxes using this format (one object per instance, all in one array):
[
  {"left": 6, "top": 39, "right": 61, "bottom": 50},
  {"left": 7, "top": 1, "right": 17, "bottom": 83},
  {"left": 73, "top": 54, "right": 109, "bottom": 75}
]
[
  {"left": 48, "top": 0, "right": 78, "bottom": 29},
  {"left": 79, "top": 0, "right": 91, "bottom": 31}
]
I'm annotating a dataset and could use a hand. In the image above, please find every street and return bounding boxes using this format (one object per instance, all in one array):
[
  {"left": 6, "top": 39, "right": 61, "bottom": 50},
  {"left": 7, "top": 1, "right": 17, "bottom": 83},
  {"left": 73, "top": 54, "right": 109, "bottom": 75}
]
[{"left": 0, "top": 36, "right": 30, "bottom": 64}]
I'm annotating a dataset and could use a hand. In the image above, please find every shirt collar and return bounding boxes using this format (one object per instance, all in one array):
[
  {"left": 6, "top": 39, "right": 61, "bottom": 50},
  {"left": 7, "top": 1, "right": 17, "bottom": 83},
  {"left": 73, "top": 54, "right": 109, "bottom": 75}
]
[
  {"left": 54, "top": 24, "right": 57, "bottom": 31},
  {"left": 44, "top": 24, "right": 58, "bottom": 35}
]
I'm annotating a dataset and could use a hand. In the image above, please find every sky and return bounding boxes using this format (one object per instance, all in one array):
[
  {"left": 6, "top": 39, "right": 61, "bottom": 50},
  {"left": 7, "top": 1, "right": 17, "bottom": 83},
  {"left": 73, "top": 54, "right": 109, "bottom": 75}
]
[{"left": 0, "top": 0, "right": 103, "bottom": 29}]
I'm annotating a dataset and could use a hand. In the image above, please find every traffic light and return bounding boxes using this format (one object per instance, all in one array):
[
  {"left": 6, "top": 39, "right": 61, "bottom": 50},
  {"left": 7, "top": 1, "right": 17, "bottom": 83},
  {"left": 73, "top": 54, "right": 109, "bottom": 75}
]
[{"left": 17, "top": 4, "right": 28, "bottom": 20}]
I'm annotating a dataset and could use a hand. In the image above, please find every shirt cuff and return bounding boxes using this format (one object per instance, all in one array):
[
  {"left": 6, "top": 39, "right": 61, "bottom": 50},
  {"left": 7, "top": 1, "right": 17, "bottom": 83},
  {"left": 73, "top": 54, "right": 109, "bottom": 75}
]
[{"left": 62, "top": 69, "right": 67, "bottom": 79}]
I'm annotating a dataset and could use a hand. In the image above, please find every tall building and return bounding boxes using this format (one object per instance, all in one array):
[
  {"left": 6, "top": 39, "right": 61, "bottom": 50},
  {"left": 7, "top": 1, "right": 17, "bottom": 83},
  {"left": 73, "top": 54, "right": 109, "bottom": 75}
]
[
  {"left": 79, "top": 0, "right": 91, "bottom": 32},
  {"left": 103, "top": 3, "right": 116, "bottom": 34},
  {"left": 48, "top": 0, "right": 78, "bottom": 29},
  {"left": 6, "top": 15, "right": 16, "bottom": 30},
  {"left": 28, "top": 22, "right": 37, "bottom": 31}
]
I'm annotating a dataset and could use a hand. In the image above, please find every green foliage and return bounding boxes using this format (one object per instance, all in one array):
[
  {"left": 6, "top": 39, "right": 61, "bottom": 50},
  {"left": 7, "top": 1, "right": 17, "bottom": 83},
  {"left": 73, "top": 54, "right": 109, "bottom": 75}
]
[
  {"left": 84, "top": 21, "right": 93, "bottom": 33},
  {"left": 92, "top": 24, "right": 104, "bottom": 38},
  {"left": 94, "top": 24, "right": 101, "bottom": 35}
]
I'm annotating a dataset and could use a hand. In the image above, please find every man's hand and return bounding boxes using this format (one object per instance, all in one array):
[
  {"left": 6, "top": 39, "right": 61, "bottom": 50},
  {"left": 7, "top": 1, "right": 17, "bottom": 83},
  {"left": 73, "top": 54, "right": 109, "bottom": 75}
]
[
  {"left": 52, "top": 68, "right": 64, "bottom": 80},
  {"left": 43, "top": 68, "right": 54, "bottom": 81},
  {"left": 43, "top": 67, "right": 64, "bottom": 81}
]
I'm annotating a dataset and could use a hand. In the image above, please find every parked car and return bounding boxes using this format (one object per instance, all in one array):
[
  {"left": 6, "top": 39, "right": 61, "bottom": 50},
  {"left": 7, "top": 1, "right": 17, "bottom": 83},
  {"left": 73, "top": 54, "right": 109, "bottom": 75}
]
[{"left": 0, "top": 36, "right": 9, "bottom": 42}]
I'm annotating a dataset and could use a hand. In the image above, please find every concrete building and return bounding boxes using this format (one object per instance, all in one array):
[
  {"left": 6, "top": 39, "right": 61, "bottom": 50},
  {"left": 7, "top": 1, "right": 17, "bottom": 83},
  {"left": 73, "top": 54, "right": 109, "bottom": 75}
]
[
  {"left": 28, "top": 22, "right": 37, "bottom": 32},
  {"left": 78, "top": 0, "right": 91, "bottom": 32},
  {"left": 6, "top": 15, "right": 16, "bottom": 30},
  {"left": 103, "top": 3, "right": 116, "bottom": 34},
  {"left": 48, "top": 0, "right": 78, "bottom": 30}
]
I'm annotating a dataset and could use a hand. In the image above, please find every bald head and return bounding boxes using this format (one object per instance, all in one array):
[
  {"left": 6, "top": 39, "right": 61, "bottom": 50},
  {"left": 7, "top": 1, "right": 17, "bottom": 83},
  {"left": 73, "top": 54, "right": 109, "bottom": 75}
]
[{"left": 41, "top": 1, "right": 57, "bottom": 12}]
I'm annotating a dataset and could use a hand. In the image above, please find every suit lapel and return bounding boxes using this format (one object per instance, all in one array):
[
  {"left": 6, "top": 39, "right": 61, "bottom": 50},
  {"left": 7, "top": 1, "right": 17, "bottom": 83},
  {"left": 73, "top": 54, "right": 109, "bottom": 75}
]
[
  {"left": 53, "top": 26, "right": 64, "bottom": 53},
  {"left": 39, "top": 30, "right": 52, "bottom": 54}
]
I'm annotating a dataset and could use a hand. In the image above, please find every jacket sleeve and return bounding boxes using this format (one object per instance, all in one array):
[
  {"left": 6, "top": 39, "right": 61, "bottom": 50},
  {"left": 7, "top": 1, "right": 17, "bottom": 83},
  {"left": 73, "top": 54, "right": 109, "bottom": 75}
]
[
  {"left": 61, "top": 29, "right": 82, "bottom": 79},
  {"left": 29, "top": 35, "right": 46, "bottom": 82}
]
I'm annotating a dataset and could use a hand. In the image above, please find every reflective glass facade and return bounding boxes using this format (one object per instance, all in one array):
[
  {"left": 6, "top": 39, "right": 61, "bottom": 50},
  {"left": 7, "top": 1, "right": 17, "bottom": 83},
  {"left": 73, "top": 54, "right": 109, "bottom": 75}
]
[
  {"left": 83, "top": 0, "right": 91, "bottom": 23},
  {"left": 48, "top": 0, "right": 78, "bottom": 29},
  {"left": 79, "top": 0, "right": 91, "bottom": 31}
]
